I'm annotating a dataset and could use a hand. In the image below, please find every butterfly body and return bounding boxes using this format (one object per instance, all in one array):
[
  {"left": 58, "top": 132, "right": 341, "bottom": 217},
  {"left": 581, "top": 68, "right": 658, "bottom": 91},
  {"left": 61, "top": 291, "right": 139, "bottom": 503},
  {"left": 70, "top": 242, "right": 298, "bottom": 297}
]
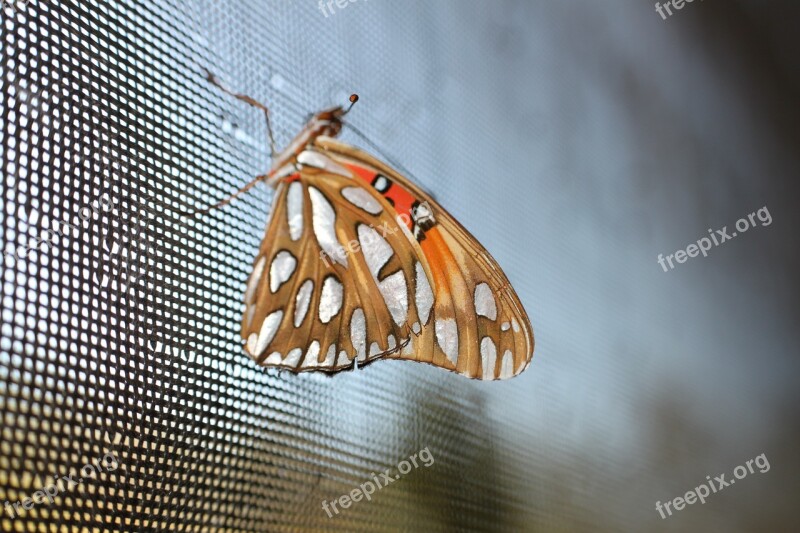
[
  {"left": 263, "top": 106, "right": 348, "bottom": 187},
  {"left": 239, "top": 103, "right": 534, "bottom": 380}
]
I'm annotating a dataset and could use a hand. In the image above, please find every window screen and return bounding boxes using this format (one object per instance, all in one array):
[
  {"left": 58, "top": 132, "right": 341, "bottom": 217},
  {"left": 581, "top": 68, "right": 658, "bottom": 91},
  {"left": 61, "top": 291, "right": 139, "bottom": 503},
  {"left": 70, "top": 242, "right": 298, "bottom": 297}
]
[{"left": 2, "top": 0, "right": 798, "bottom": 531}]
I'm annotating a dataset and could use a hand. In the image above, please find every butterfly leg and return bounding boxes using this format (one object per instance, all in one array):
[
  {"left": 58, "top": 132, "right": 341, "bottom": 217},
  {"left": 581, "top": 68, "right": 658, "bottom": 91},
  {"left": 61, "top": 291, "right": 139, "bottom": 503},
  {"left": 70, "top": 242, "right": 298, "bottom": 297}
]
[
  {"left": 179, "top": 173, "right": 269, "bottom": 218},
  {"left": 204, "top": 69, "right": 277, "bottom": 156}
]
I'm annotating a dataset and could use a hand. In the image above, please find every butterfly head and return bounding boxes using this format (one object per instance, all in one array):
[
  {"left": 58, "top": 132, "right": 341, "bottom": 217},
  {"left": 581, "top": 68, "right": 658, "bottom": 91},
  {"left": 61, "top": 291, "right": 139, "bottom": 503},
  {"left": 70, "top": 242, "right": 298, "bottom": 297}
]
[
  {"left": 307, "top": 107, "right": 346, "bottom": 138},
  {"left": 304, "top": 94, "right": 359, "bottom": 139},
  {"left": 269, "top": 94, "right": 359, "bottom": 177}
]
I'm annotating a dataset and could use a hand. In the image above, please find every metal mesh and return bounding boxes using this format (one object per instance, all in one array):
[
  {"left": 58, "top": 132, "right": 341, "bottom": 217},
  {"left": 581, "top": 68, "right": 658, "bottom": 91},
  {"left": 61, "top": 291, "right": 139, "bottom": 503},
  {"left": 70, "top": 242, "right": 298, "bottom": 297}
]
[{"left": 2, "top": 0, "right": 799, "bottom": 531}]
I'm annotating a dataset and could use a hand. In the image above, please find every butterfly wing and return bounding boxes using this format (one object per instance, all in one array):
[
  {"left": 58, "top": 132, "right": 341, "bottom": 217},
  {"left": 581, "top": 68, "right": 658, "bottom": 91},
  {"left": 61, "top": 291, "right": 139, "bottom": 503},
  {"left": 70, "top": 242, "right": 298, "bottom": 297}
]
[
  {"left": 241, "top": 154, "right": 434, "bottom": 372},
  {"left": 242, "top": 140, "right": 534, "bottom": 379},
  {"left": 312, "top": 136, "right": 534, "bottom": 379}
]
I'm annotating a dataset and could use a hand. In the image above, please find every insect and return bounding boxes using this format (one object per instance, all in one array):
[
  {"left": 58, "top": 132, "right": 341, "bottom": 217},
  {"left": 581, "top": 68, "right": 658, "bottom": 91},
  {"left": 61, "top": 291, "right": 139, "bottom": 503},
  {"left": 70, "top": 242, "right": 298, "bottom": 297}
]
[{"left": 200, "top": 72, "right": 534, "bottom": 379}]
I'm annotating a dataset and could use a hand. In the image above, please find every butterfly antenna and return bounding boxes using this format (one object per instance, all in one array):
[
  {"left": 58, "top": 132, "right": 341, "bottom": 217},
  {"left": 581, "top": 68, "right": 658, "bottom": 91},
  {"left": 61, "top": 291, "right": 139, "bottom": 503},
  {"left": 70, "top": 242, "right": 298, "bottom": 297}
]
[
  {"left": 343, "top": 93, "right": 359, "bottom": 115},
  {"left": 205, "top": 69, "right": 278, "bottom": 157},
  {"left": 178, "top": 174, "right": 267, "bottom": 219}
]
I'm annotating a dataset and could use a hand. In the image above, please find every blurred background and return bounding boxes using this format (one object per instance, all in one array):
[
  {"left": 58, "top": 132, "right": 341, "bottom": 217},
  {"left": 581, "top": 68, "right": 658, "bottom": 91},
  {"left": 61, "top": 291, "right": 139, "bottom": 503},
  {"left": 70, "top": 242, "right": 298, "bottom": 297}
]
[{"left": 1, "top": 0, "right": 798, "bottom": 531}]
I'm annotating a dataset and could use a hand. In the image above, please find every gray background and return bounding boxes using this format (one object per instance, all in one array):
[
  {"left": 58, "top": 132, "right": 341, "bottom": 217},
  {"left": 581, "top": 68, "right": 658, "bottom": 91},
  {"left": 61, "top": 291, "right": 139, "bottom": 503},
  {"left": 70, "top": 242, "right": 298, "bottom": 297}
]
[{"left": 1, "top": 0, "right": 798, "bottom": 531}]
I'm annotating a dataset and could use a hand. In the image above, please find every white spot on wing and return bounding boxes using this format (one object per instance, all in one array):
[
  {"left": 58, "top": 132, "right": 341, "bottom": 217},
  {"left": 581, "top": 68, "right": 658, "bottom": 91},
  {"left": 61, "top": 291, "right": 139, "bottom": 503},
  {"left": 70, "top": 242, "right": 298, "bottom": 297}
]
[
  {"left": 413, "top": 201, "right": 433, "bottom": 222},
  {"left": 270, "top": 251, "right": 297, "bottom": 293},
  {"left": 415, "top": 262, "right": 433, "bottom": 325},
  {"left": 379, "top": 270, "right": 409, "bottom": 326},
  {"left": 245, "top": 256, "right": 266, "bottom": 304},
  {"left": 369, "top": 342, "right": 381, "bottom": 358},
  {"left": 501, "top": 322, "right": 511, "bottom": 331},
  {"left": 474, "top": 283, "right": 497, "bottom": 320},
  {"left": 387, "top": 335, "right": 396, "bottom": 350},
  {"left": 247, "top": 333, "right": 258, "bottom": 355},
  {"left": 480, "top": 337, "right": 497, "bottom": 379},
  {"left": 297, "top": 150, "right": 351, "bottom": 176},
  {"left": 342, "top": 187, "right": 383, "bottom": 215},
  {"left": 499, "top": 350, "right": 514, "bottom": 379},
  {"left": 302, "top": 340, "right": 321, "bottom": 366},
  {"left": 264, "top": 352, "right": 282, "bottom": 365},
  {"left": 294, "top": 279, "right": 314, "bottom": 327},
  {"left": 287, "top": 182, "right": 304, "bottom": 241},
  {"left": 309, "top": 187, "right": 347, "bottom": 266},
  {"left": 358, "top": 224, "right": 393, "bottom": 279},
  {"left": 319, "top": 276, "right": 343, "bottom": 323},
  {"left": 350, "top": 308, "right": 366, "bottom": 360},
  {"left": 435, "top": 318, "right": 459, "bottom": 365},
  {"left": 373, "top": 175, "right": 390, "bottom": 191},
  {"left": 512, "top": 319, "right": 520, "bottom": 332},
  {"left": 411, "top": 322, "right": 421, "bottom": 334},
  {"left": 323, "top": 344, "right": 336, "bottom": 366},
  {"left": 255, "top": 310, "right": 283, "bottom": 357},
  {"left": 284, "top": 348, "right": 303, "bottom": 367}
]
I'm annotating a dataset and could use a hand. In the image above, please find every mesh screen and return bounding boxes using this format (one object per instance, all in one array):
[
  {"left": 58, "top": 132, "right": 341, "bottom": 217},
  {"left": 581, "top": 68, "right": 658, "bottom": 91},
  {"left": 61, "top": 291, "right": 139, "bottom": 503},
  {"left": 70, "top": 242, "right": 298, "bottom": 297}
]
[{"left": 2, "top": 0, "right": 799, "bottom": 531}]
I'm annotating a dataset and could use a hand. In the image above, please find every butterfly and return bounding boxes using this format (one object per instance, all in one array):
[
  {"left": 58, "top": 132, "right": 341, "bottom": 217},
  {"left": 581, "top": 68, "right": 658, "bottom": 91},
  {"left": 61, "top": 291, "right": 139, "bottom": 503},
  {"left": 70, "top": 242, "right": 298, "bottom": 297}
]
[{"left": 202, "top": 72, "right": 534, "bottom": 380}]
